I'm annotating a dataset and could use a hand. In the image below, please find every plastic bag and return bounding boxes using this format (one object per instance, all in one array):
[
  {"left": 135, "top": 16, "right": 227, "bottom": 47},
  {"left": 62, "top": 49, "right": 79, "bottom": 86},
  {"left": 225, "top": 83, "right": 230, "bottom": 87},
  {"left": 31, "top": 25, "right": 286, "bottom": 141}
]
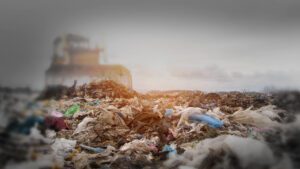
[
  {"left": 189, "top": 114, "right": 223, "bottom": 128},
  {"left": 230, "top": 107, "right": 279, "bottom": 128},
  {"left": 73, "top": 117, "right": 95, "bottom": 135},
  {"left": 64, "top": 104, "right": 80, "bottom": 117},
  {"left": 80, "top": 144, "right": 105, "bottom": 153},
  {"left": 164, "top": 135, "right": 291, "bottom": 169},
  {"left": 51, "top": 138, "right": 76, "bottom": 165}
]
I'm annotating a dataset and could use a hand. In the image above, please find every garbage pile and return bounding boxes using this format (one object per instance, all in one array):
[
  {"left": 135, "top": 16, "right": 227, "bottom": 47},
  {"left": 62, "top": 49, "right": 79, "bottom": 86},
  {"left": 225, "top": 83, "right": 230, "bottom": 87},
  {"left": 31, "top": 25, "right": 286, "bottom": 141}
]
[
  {"left": 0, "top": 80, "right": 299, "bottom": 169},
  {"left": 70, "top": 80, "right": 139, "bottom": 99}
]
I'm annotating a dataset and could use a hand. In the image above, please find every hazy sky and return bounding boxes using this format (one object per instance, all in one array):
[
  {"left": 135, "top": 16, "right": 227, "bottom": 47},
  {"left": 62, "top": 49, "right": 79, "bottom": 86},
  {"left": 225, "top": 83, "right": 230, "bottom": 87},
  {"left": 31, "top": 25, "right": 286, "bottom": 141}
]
[{"left": 1, "top": 0, "right": 300, "bottom": 91}]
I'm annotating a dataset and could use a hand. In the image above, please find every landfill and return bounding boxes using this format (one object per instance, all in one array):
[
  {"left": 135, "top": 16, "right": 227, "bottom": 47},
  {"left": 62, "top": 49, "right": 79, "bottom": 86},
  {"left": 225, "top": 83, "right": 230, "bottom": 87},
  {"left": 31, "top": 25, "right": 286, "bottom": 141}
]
[{"left": 0, "top": 81, "right": 300, "bottom": 169}]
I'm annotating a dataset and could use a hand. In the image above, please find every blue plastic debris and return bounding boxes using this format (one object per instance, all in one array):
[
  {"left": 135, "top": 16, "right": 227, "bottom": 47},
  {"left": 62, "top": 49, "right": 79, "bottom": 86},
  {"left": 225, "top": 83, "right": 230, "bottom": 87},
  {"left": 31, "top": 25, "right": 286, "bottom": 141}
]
[
  {"left": 189, "top": 114, "right": 224, "bottom": 128},
  {"left": 6, "top": 116, "right": 44, "bottom": 135},
  {"left": 89, "top": 99, "right": 101, "bottom": 106},
  {"left": 80, "top": 144, "right": 105, "bottom": 153},
  {"left": 165, "top": 109, "right": 174, "bottom": 117},
  {"left": 162, "top": 144, "right": 177, "bottom": 157}
]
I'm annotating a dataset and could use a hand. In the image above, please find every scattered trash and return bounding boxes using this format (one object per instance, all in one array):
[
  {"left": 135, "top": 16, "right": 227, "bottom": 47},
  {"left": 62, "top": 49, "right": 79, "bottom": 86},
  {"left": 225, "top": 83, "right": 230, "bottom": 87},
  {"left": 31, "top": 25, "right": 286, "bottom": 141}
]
[{"left": 1, "top": 81, "right": 299, "bottom": 169}]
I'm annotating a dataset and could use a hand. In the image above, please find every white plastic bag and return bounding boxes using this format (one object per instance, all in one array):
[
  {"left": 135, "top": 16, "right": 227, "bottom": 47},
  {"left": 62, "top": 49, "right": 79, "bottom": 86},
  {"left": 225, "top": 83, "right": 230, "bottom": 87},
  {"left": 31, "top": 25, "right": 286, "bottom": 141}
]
[{"left": 230, "top": 107, "right": 279, "bottom": 128}]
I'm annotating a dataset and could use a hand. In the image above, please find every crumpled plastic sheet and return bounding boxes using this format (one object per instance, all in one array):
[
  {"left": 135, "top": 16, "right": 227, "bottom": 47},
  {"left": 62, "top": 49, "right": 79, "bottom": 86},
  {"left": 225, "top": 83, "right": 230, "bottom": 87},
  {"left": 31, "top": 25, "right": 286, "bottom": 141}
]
[
  {"left": 71, "top": 109, "right": 130, "bottom": 147},
  {"left": 120, "top": 138, "right": 158, "bottom": 154},
  {"left": 73, "top": 117, "right": 95, "bottom": 135},
  {"left": 72, "top": 145, "right": 117, "bottom": 169},
  {"left": 229, "top": 106, "right": 280, "bottom": 128},
  {"left": 51, "top": 138, "right": 76, "bottom": 166},
  {"left": 164, "top": 135, "right": 293, "bottom": 169}
]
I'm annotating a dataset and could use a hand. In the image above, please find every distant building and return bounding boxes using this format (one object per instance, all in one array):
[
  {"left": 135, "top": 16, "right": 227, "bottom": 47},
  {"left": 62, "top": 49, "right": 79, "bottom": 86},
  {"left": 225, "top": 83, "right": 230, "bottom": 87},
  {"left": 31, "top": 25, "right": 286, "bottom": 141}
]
[{"left": 46, "top": 34, "right": 132, "bottom": 88}]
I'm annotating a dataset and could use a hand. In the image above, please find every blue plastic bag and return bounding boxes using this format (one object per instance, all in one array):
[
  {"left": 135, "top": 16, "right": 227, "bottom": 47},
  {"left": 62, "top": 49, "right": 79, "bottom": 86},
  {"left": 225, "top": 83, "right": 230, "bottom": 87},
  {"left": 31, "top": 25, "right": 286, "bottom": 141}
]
[
  {"left": 165, "top": 109, "right": 174, "bottom": 117},
  {"left": 162, "top": 144, "right": 177, "bottom": 157},
  {"left": 189, "top": 114, "right": 223, "bottom": 128}
]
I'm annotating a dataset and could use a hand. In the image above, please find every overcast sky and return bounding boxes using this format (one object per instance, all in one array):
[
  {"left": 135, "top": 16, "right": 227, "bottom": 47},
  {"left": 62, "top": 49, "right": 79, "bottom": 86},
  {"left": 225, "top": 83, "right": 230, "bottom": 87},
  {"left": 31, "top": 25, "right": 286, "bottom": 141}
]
[{"left": 0, "top": 0, "right": 300, "bottom": 91}]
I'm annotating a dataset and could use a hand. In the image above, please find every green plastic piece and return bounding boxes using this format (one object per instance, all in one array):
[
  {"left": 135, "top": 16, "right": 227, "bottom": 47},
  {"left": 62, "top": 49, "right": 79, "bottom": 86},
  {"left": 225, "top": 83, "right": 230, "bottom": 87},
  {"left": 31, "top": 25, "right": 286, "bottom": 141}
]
[{"left": 64, "top": 104, "right": 80, "bottom": 117}]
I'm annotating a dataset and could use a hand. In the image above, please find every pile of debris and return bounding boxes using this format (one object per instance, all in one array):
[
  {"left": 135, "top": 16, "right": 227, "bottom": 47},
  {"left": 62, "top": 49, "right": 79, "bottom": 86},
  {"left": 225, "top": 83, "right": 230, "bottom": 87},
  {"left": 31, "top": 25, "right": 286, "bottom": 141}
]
[
  {"left": 71, "top": 80, "right": 139, "bottom": 99},
  {"left": 0, "top": 81, "right": 299, "bottom": 169}
]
